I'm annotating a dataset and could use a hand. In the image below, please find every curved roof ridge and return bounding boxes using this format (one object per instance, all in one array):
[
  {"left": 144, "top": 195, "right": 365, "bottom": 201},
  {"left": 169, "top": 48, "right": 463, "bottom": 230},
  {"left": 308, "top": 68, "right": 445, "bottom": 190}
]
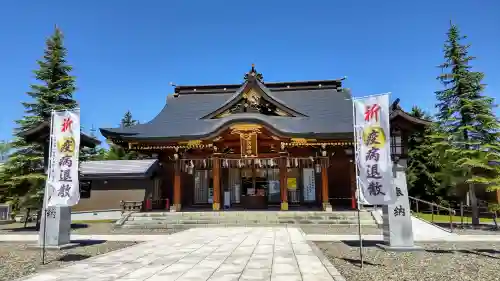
[{"left": 200, "top": 80, "right": 307, "bottom": 119}]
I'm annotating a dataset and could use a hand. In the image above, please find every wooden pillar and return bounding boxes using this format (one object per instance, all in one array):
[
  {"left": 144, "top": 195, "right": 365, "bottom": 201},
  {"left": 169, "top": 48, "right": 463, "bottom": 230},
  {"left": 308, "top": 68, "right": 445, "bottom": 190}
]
[
  {"left": 172, "top": 161, "right": 182, "bottom": 212},
  {"left": 321, "top": 166, "right": 329, "bottom": 211},
  {"left": 279, "top": 153, "right": 288, "bottom": 211},
  {"left": 212, "top": 155, "right": 221, "bottom": 211}
]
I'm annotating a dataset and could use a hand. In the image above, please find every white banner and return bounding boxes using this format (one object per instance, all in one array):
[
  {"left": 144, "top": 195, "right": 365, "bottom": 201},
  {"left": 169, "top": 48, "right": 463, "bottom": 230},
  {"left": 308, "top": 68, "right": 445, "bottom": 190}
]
[
  {"left": 353, "top": 94, "right": 396, "bottom": 205},
  {"left": 46, "top": 110, "right": 81, "bottom": 207},
  {"left": 302, "top": 168, "right": 316, "bottom": 202}
]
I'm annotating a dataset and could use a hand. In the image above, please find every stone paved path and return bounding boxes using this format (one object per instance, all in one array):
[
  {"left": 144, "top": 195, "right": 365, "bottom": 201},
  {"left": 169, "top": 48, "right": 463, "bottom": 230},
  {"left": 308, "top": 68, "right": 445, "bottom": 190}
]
[{"left": 19, "top": 227, "right": 344, "bottom": 281}]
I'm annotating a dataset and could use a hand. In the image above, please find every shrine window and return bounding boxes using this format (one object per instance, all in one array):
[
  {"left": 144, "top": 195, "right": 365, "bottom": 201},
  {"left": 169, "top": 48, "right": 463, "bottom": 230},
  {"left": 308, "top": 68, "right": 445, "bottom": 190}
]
[{"left": 390, "top": 131, "right": 405, "bottom": 156}]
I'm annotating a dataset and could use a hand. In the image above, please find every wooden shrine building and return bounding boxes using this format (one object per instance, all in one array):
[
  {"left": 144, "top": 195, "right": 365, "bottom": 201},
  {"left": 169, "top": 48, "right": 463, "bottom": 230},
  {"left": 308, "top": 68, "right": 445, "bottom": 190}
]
[{"left": 100, "top": 65, "right": 429, "bottom": 211}]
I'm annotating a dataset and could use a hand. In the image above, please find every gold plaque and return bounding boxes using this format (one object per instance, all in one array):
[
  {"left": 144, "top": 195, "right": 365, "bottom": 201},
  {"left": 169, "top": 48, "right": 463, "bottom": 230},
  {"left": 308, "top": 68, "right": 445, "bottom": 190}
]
[{"left": 240, "top": 133, "right": 258, "bottom": 157}]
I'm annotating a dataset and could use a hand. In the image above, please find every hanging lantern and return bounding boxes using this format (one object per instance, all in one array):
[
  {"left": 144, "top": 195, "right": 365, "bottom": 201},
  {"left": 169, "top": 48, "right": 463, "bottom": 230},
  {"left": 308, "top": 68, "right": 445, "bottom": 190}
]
[
  {"left": 238, "top": 159, "right": 243, "bottom": 168},
  {"left": 294, "top": 158, "right": 299, "bottom": 167},
  {"left": 203, "top": 159, "right": 207, "bottom": 168},
  {"left": 286, "top": 158, "right": 291, "bottom": 168}
]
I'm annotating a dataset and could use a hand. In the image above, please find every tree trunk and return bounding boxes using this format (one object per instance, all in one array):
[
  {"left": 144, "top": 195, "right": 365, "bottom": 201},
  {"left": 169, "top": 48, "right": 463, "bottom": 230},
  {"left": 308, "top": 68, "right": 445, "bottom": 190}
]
[
  {"left": 468, "top": 183, "right": 480, "bottom": 226},
  {"left": 493, "top": 211, "right": 498, "bottom": 230},
  {"left": 35, "top": 209, "right": 42, "bottom": 231},
  {"left": 23, "top": 208, "right": 31, "bottom": 228}
]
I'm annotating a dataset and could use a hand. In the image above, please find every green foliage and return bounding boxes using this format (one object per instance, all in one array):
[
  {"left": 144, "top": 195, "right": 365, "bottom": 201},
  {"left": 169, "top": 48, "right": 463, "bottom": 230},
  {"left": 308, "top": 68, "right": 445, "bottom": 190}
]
[
  {"left": 0, "top": 140, "right": 12, "bottom": 162},
  {"left": 80, "top": 126, "right": 107, "bottom": 161},
  {"left": 406, "top": 107, "right": 450, "bottom": 203},
  {"left": 430, "top": 23, "right": 500, "bottom": 223},
  {"left": 1, "top": 27, "right": 78, "bottom": 208},
  {"left": 120, "top": 110, "right": 138, "bottom": 128},
  {"left": 105, "top": 111, "right": 139, "bottom": 160}
]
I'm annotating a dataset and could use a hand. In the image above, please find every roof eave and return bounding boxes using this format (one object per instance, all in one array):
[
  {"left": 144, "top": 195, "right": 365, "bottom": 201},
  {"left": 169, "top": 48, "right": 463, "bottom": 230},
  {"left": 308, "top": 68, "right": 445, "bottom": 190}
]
[
  {"left": 391, "top": 109, "right": 433, "bottom": 126},
  {"left": 20, "top": 121, "right": 101, "bottom": 148}
]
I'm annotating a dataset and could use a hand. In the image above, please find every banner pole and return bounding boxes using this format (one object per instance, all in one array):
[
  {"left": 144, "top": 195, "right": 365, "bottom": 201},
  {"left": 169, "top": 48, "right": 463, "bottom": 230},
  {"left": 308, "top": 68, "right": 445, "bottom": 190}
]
[
  {"left": 41, "top": 208, "right": 47, "bottom": 264},
  {"left": 352, "top": 98, "right": 364, "bottom": 269},
  {"left": 41, "top": 110, "right": 55, "bottom": 265}
]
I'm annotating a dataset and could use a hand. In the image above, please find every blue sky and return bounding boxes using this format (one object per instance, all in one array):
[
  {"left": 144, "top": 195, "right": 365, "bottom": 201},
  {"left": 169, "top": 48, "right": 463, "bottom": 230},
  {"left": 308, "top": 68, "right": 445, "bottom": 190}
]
[{"left": 1, "top": 0, "right": 499, "bottom": 145}]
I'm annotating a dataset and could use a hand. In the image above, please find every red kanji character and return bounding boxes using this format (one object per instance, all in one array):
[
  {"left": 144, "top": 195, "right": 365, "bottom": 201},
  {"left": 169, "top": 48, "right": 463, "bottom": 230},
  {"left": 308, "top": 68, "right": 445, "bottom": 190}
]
[
  {"left": 61, "top": 117, "right": 73, "bottom": 132},
  {"left": 364, "top": 104, "right": 381, "bottom": 122}
]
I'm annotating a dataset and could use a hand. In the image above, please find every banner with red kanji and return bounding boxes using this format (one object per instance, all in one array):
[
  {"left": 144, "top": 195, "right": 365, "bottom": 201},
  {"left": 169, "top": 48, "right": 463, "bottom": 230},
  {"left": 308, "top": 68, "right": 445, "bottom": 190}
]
[
  {"left": 46, "top": 110, "right": 81, "bottom": 207},
  {"left": 353, "top": 94, "right": 396, "bottom": 205}
]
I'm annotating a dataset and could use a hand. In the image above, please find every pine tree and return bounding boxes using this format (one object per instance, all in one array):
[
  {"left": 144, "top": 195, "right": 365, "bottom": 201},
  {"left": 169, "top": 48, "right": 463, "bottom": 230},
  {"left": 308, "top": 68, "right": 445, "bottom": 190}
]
[
  {"left": 120, "top": 110, "right": 138, "bottom": 128},
  {"left": 80, "top": 125, "right": 107, "bottom": 161},
  {"left": 406, "top": 107, "right": 448, "bottom": 204},
  {"left": 105, "top": 111, "right": 139, "bottom": 160},
  {"left": 2, "top": 27, "right": 79, "bottom": 210},
  {"left": 430, "top": 23, "right": 500, "bottom": 225},
  {"left": 0, "top": 140, "right": 11, "bottom": 163}
]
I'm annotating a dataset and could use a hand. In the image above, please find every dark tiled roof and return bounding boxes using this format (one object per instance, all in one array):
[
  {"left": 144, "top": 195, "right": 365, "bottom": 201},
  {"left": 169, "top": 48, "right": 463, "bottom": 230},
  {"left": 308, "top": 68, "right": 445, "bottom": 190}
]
[{"left": 100, "top": 87, "right": 354, "bottom": 141}]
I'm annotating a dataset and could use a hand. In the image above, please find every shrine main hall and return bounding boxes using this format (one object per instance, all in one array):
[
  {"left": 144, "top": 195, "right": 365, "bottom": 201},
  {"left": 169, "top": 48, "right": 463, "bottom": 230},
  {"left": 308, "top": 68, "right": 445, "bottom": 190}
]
[{"left": 100, "top": 65, "right": 427, "bottom": 212}]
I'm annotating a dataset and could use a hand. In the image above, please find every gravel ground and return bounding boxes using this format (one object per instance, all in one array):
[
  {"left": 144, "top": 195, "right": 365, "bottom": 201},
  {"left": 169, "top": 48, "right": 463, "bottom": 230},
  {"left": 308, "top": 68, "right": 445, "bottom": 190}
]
[
  {"left": 316, "top": 241, "right": 500, "bottom": 281},
  {"left": 0, "top": 222, "right": 183, "bottom": 235},
  {"left": 0, "top": 241, "right": 138, "bottom": 281},
  {"left": 300, "top": 225, "right": 382, "bottom": 235}
]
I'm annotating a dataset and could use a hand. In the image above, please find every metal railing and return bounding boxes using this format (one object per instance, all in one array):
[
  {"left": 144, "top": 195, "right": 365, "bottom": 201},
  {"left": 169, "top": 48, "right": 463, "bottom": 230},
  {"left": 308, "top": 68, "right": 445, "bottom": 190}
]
[
  {"left": 455, "top": 200, "right": 499, "bottom": 229},
  {"left": 409, "top": 196, "right": 456, "bottom": 232},
  {"left": 409, "top": 196, "right": 500, "bottom": 231}
]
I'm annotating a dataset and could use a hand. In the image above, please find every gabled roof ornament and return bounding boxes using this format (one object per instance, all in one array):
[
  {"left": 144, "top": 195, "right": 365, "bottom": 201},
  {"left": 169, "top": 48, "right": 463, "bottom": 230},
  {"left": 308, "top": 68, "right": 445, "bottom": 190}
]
[{"left": 244, "top": 63, "right": 264, "bottom": 82}]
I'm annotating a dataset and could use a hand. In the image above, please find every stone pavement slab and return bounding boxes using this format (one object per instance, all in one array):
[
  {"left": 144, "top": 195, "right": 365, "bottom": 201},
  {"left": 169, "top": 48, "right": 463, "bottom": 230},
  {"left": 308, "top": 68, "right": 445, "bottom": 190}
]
[{"left": 17, "top": 227, "right": 342, "bottom": 281}]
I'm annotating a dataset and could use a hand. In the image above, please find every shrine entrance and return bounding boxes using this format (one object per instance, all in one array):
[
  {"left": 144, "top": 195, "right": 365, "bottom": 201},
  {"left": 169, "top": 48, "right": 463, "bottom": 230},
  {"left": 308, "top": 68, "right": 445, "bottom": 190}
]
[{"left": 190, "top": 157, "right": 322, "bottom": 210}]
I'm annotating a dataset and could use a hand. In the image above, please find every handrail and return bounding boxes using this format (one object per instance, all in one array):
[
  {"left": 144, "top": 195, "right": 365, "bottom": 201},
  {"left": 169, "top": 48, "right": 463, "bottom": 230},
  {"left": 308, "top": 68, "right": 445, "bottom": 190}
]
[
  {"left": 408, "top": 196, "right": 455, "bottom": 232},
  {"left": 408, "top": 196, "right": 456, "bottom": 214}
]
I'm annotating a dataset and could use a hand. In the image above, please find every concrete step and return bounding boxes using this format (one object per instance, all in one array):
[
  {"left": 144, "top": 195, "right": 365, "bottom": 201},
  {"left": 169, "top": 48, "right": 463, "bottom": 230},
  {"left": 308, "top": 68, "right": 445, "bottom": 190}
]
[
  {"left": 119, "top": 211, "right": 376, "bottom": 228},
  {"left": 122, "top": 219, "right": 376, "bottom": 226},
  {"left": 130, "top": 211, "right": 371, "bottom": 217},
  {"left": 129, "top": 213, "right": 372, "bottom": 220},
  {"left": 121, "top": 221, "right": 377, "bottom": 229},
  {"left": 125, "top": 216, "right": 374, "bottom": 222}
]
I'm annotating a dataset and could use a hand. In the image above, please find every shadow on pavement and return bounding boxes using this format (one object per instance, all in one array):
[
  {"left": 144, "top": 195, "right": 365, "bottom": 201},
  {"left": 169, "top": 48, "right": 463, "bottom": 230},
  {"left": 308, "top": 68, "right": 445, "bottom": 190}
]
[
  {"left": 341, "top": 240, "right": 382, "bottom": 248},
  {"left": 57, "top": 254, "right": 92, "bottom": 262}
]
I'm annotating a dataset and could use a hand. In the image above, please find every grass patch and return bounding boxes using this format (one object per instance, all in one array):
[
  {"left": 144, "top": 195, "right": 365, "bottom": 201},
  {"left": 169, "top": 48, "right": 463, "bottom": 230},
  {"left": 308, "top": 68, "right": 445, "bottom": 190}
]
[{"left": 414, "top": 212, "right": 495, "bottom": 223}]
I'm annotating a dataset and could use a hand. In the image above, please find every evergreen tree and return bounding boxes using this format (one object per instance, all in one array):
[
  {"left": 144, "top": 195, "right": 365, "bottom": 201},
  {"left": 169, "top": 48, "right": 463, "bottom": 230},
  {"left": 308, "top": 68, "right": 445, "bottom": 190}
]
[
  {"left": 105, "top": 111, "right": 139, "bottom": 160},
  {"left": 80, "top": 125, "right": 107, "bottom": 161},
  {"left": 406, "top": 107, "right": 448, "bottom": 204},
  {"left": 0, "top": 140, "right": 11, "bottom": 163},
  {"left": 120, "top": 110, "right": 138, "bottom": 128},
  {"left": 2, "top": 27, "right": 79, "bottom": 209},
  {"left": 430, "top": 23, "right": 500, "bottom": 225}
]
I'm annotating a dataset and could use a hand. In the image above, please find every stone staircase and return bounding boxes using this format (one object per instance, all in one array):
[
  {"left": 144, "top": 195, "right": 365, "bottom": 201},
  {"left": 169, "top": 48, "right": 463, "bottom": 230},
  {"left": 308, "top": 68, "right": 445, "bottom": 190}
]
[{"left": 117, "top": 211, "right": 377, "bottom": 229}]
